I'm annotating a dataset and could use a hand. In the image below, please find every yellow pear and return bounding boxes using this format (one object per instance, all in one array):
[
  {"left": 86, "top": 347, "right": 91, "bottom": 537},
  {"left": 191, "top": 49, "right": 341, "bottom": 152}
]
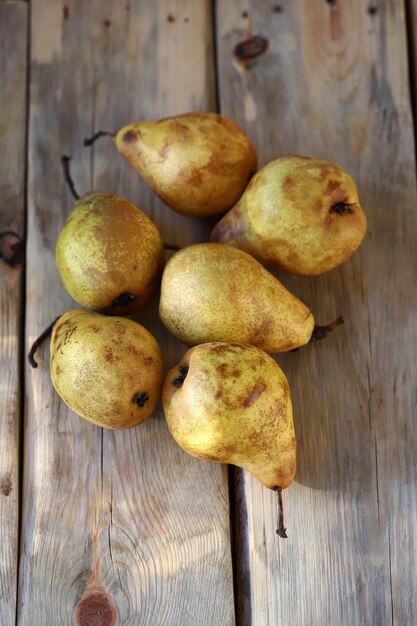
[
  {"left": 211, "top": 155, "right": 367, "bottom": 274},
  {"left": 159, "top": 243, "right": 341, "bottom": 352},
  {"left": 85, "top": 112, "right": 257, "bottom": 217},
  {"left": 163, "top": 342, "right": 296, "bottom": 492},
  {"left": 50, "top": 310, "right": 164, "bottom": 429},
  {"left": 56, "top": 189, "right": 164, "bottom": 314}
]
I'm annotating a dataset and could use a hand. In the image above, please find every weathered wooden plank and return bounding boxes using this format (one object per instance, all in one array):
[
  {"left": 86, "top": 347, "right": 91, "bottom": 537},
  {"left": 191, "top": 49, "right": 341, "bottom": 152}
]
[
  {"left": 407, "top": 0, "right": 417, "bottom": 107},
  {"left": 20, "top": 1, "right": 234, "bottom": 624},
  {"left": 216, "top": 1, "right": 417, "bottom": 624},
  {"left": 0, "top": 3, "right": 27, "bottom": 625}
]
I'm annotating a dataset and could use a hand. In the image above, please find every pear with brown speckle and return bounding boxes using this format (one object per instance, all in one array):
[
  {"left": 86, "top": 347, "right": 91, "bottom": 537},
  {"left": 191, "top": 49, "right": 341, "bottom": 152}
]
[
  {"left": 86, "top": 112, "right": 257, "bottom": 217},
  {"left": 211, "top": 155, "right": 367, "bottom": 274},
  {"left": 50, "top": 310, "right": 164, "bottom": 429},
  {"left": 159, "top": 243, "right": 342, "bottom": 352},
  {"left": 56, "top": 192, "right": 164, "bottom": 315},
  {"left": 163, "top": 342, "right": 296, "bottom": 491}
]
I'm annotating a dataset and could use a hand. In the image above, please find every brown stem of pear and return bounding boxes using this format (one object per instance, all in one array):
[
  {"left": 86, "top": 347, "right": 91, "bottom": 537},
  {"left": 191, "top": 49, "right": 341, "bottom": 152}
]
[
  {"left": 61, "top": 155, "right": 80, "bottom": 201},
  {"left": 28, "top": 316, "right": 60, "bottom": 368},
  {"left": 273, "top": 486, "right": 287, "bottom": 538},
  {"left": 310, "top": 316, "right": 344, "bottom": 343},
  {"left": 163, "top": 242, "right": 182, "bottom": 251},
  {"left": 83, "top": 130, "right": 115, "bottom": 146}
]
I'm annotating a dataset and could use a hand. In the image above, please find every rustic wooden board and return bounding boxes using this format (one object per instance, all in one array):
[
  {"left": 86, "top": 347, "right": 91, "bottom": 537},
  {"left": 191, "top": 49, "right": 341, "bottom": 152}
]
[
  {"left": 20, "top": 1, "right": 234, "bottom": 624},
  {"left": 216, "top": 1, "right": 417, "bottom": 624},
  {"left": 407, "top": 0, "right": 417, "bottom": 105},
  {"left": 0, "top": 3, "right": 27, "bottom": 625}
]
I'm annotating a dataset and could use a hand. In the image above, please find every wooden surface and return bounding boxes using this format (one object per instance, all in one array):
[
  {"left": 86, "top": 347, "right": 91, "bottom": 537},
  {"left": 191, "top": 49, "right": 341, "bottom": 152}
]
[
  {"left": 0, "top": 3, "right": 27, "bottom": 625},
  {"left": 217, "top": 1, "right": 417, "bottom": 624},
  {"left": 0, "top": 0, "right": 416, "bottom": 624},
  {"left": 21, "top": 1, "right": 232, "bottom": 625}
]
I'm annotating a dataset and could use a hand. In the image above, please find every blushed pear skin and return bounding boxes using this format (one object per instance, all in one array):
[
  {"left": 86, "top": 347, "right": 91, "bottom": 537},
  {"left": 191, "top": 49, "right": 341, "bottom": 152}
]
[
  {"left": 115, "top": 112, "right": 257, "bottom": 217},
  {"left": 162, "top": 342, "right": 296, "bottom": 489},
  {"left": 56, "top": 192, "right": 164, "bottom": 314},
  {"left": 50, "top": 310, "right": 164, "bottom": 429},
  {"left": 159, "top": 243, "right": 315, "bottom": 352},
  {"left": 211, "top": 155, "right": 367, "bottom": 275}
]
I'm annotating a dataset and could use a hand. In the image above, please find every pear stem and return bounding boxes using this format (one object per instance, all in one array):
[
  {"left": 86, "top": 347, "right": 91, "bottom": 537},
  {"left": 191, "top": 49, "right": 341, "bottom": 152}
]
[
  {"left": 163, "top": 242, "right": 182, "bottom": 251},
  {"left": 273, "top": 486, "right": 287, "bottom": 538},
  {"left": 28, "top": 316, "right": 60, "bottom": 368},
  {"left": 310, "top": 316, "right": 344, "bottom": 343},
  {"left": 61, "top": 155, "right": 80, "bottom": 200},
  {"left": 83, "top": 130, "right": 115, "bottom": 146}
]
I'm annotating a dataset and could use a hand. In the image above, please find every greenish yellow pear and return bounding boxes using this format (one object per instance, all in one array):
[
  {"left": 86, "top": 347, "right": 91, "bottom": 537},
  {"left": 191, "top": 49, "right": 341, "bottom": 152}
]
[
  {"left": 159, "top": 243, "right": 340, "bottom": 352},
  {"left": 50, "top": 310, "right": 164, "bottom": 429},
  {"left": 211, "top": 155, "right": 367, "bottom": 275},
  {"left": 112, "top": 112, "right": 257, "bottom": 217},
  {"left": 163, "top": 342, "right": 296, "bottom": 491},
  {"left": 56, "top": 191, "right": 164, "bottom": 314}
]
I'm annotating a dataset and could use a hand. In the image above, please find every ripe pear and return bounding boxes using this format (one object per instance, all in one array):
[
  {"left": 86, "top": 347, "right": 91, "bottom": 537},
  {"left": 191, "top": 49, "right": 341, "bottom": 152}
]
[
  {"left": 162, "top": 342, "right": 296, "bottom": 491},
  {"left": 86, "top": 112, "right": 257, "bottom": 217},
  {"left": 50, "top": 310, "right": 164, "bottom": 429},
  {"left": 159, "top": 243, "right": 341, "bottom": 352},
  {"left": 56, "top": 190, "right": 164, "bottom": 314},
  {"left": 211, "top": 155, "right": 367, "bottom": 275}
]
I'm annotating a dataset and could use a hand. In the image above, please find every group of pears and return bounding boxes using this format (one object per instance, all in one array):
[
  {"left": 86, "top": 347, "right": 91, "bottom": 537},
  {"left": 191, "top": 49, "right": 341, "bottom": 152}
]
[{"left": 30, "top": 112, "right": 367, "bottom": 536}]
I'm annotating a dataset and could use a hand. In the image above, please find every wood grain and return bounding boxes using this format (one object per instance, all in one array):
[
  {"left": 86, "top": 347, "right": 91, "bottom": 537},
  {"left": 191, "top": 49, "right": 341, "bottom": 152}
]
[
  {"left": 20, "top": 1, "right": 233, "bottom": 624},
  {"left": 0, "top": 3, "right": 27, "bottom": 625},
  {"left": 216, "top": 1, "right": 417, "bottom": 624},
  {"left": 407, "top": 0, "right": 417, "bottom": 111}
]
